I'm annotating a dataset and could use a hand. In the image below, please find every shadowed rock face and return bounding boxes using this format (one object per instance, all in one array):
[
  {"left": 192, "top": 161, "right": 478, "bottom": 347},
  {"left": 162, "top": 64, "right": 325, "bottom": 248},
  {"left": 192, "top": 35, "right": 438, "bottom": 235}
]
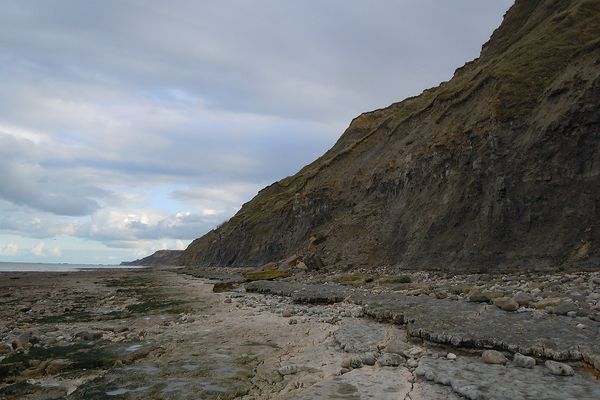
[{"left": 184, "top": 0, "right": 600, "bottom": 271}]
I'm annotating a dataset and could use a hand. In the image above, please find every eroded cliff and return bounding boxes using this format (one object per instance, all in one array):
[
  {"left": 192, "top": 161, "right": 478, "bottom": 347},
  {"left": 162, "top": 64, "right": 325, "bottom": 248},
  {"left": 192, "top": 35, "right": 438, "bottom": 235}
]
[{"left": 183, "top": 0, "right": 600, "bottom": 272}]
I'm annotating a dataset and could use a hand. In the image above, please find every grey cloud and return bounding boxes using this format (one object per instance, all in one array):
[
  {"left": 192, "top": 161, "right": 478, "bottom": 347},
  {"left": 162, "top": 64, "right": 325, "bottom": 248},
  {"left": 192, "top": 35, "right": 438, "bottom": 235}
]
[
  {"left": 0, "top": 1, "right": 513, "bottom": 259},
  {"left": 0, "top": 133, "right": 107, "bottom": 216},
  {"left": 0, "top": 1, "right": 513, "bottom": 123}
]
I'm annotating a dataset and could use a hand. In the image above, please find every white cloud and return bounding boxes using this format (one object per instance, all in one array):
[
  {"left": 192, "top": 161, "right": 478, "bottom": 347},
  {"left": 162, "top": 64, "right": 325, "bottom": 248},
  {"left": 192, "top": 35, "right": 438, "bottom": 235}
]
[
  {"left": 31, "top": 241, "right": 45, "bottom": 256},
  {"left": 0, "top": 242, "right": 18, "bottom": 256},
  {"left": 50, "top": 247, "right": 62, "bottom": 257}
]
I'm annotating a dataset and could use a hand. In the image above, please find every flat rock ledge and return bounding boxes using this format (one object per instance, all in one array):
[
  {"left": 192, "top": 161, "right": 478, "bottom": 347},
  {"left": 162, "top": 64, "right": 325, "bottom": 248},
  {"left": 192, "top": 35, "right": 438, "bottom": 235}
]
[
  {"left": 244, "top": 281, "right": 600, "bottom": 371},
  {"left": 415, "top": 356, "right": 600, "bottom": 400}
]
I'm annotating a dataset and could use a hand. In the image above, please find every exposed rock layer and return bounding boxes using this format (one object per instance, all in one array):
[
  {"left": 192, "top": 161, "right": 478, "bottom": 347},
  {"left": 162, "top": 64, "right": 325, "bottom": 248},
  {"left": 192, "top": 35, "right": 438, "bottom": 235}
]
[{"left": 184, "top": 0, "right": 600, "bottom": 271}]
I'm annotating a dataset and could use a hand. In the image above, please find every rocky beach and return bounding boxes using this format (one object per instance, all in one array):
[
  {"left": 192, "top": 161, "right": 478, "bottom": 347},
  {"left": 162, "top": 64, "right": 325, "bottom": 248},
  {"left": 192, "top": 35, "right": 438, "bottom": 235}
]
[
  {"left": 1, "top": 1, "right": 600, "bottom": 399},
  {"left": 2, "top": 266, "right": 600, "bottom": 399}
]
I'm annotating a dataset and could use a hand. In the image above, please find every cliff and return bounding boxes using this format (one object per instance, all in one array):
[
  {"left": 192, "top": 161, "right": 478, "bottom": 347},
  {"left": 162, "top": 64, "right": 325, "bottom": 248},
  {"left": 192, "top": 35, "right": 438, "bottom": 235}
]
[{"left": 183, "top": 0, "right": 600, "bottom": 272}]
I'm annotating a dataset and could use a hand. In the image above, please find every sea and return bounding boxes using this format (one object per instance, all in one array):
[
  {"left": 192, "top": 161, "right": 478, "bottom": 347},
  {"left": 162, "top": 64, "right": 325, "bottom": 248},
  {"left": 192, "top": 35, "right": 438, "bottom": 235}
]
[{"left": 0, "top": 262, "right": 143, "bottom": 272}]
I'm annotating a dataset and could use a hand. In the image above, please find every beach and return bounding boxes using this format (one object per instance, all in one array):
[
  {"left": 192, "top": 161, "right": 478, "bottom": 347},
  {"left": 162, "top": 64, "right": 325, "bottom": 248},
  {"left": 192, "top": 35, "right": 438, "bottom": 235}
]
[{"left": 1, "top": 267, "right": 600, "bottom": 399}]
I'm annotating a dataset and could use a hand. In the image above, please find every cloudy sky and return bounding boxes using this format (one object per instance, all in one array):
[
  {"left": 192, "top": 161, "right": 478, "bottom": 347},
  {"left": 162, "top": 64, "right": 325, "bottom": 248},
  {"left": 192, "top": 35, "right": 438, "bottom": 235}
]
[{"left": 0, "top": 1, "right": 512, "bottom": 264}]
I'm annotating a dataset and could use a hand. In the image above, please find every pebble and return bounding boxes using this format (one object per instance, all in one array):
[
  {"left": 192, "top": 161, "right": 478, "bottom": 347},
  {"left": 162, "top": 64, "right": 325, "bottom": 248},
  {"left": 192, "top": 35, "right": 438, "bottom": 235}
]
[
  {"left": 545, "top": 360, "right": 574, "bottom": 376},
  {"left": 576, "top": 323, "right": 586, "bottom": 329},
  {"left": 407, "top": 358, "right": 419, "bottom": 368},
  {"left": 277, "top": 364, "right": 298, "bottom": 376},
  {"left": 341, "top": 357, "right": 351, "bottom": 369},
  {"left": 377, "top": 353, "right": 405, "bottom": 367},
  {"left": 494, "top": 297, "right": 519, "bottom": 312},
  {"left": 513, "top": 292, "right": 533, "bottom": 306},
  {"left": 407, "top": 346, "right": 424, "bottom": 358},
  {"left": 281, "top": 309, "right": 294, "bottom": 318},
  {"left": 361, "top": 352, "right": 377, "bottom": 366},
  {"left": 446, "top": 353, "right": 457, "bottom": 360},
  {"left": 341, "top": 356, "right": 363, "bottom": 369},
  {"left": 512, "top": 353, "right": 535, "bottom": 369},
  {"left": 0, "top": 343, "right": 11, "bottom": 355},
  {"left": 45, "top": 359, "right": 71, "bottom": 375},
  {"left": 482, "top": 350, "right": 508, "bottom": 365}
]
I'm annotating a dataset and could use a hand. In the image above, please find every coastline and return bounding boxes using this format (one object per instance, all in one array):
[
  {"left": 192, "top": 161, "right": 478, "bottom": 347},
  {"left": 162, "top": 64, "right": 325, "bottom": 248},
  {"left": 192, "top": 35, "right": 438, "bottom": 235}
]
[
  {"left": 0, "top": 262, "right": 145, "bottom": 273},
  {"left": 1, "top": 268, "right": 600, "bottom": 399}
]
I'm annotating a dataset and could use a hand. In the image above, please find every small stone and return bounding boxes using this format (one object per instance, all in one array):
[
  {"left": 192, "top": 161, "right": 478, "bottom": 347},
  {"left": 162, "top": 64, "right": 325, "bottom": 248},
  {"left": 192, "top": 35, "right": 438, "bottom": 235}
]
[
  {"left": 13, "top": 333, "right": 32, "bottom": 350},
  {"left": 281, "top": 309, "right": 294, "bottom": 318},
  {"left": 385, "top": 339, "right": 410, "bottom": 356},
  {"left": 435, "top": 291, "right": 448, "bottom": 299},
  {"left": 224, "top": 298, "right": 232, "bottom": 303},
  {"left": 446, "top": 353, "right": 457, "bottom": 360},
  {"left": 493, "top": 297, "right": 519, "bottom": 312},
  {"left": 277, "top": 364, "right": 298, "bottom": 376},
  {"left": 361, "top": 352, "right": 377, "bottom": 366},
  {"left": 45, "top": 359, "right": 71, "bottom": 375},
  {"left": 407, "top": 346, "right": 424, "bottom": 358},
  {"left": 407, "top": 358, "right": 419, "bottom": 368},
  {"left": 468, "top": 292, "right": 492, "bottom": 303},
  {"left": 377, "top": 353, "right": 405, "bottom": 367},
  {"left": 513, "top": 292, "right": 533, "bottom": 306},
  {"left": 513, "top": 353, "right": 535, "bottom": 369},
  {"left": 576, "top": 323, "right": 586, "bottom": 329},
  {"left": 0, "top": 343, "right": 11, "bottom": 355},
  {"left": 482, "top": 350, "right": 508, "bottom": 365},
  {"left": 75, "top": 330, "right": 102, "bottom": 341},
  {"left": 566, "top": 311, "right": 577, "bottom": 318},
  {"left": 288, "top": 318, "right": 297, "bottom": 325},
  {"left": 341, "top": 356, "right": 362, "bottom": 369},
  {"left": 545, "top": 360, "right": 574, "bottom": 376},
  {"left": 339, "top": 368, "right": 351, "bottom": 375},
  {"left": 212, "top": 282, "right": 235, "bottom": 293},
  {"left": 349, "top": 356, "right": 363, "bottom": 369},
  {"left": 341, "top": 357, "right": 352, "bottom": 369},
  {"left": 533, "top": 297, "right": 562, "bottom": 309}
]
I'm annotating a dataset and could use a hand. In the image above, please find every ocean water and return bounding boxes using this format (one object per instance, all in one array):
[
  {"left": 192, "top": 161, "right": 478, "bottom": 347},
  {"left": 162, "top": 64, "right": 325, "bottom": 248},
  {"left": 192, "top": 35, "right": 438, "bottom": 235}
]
[{"left": 0, "top": 262, "right": 142, "bottom": 272}]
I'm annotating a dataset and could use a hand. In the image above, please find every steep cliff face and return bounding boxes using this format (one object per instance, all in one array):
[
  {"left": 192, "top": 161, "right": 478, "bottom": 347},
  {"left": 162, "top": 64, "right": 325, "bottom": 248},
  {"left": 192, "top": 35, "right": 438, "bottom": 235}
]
[{"left": 184, "top": 0, "right": 600, "bottom": 272}]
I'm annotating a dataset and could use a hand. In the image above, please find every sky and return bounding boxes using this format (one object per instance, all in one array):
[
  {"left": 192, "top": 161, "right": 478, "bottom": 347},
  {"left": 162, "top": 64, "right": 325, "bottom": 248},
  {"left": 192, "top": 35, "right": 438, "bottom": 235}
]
[{"left": 0, "top": 0, "right": 513, "bottom": 264}]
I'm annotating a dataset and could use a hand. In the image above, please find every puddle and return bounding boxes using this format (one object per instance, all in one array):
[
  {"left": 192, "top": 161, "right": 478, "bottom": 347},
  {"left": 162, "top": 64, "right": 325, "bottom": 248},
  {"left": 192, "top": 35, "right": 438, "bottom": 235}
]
[
  {"left": 215, "top": 365, "right": 235, "bottom": 374},
  {"left": 122, "top": 365, "right": 159, "bottom": 374},
  {"left": 106, "top": 388, "right": 129, "bottom": 396},
  {"left": 125, "top": 344, "right": 143, "bottom": 352},
  {"left": 161, "top": 380, "right": 189, "bottom": 394},
  {"left": 203, "top": 384, "right": 226, "bottom": 393},
  {"left": 106, "top": 386, "right": 150, "bottom": 396},
  {"left": 182, "top": 363, "right": 198, "bottom": 371},
  {"left": 210, "top": 352, "right": 232, "bottom": 359}
]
